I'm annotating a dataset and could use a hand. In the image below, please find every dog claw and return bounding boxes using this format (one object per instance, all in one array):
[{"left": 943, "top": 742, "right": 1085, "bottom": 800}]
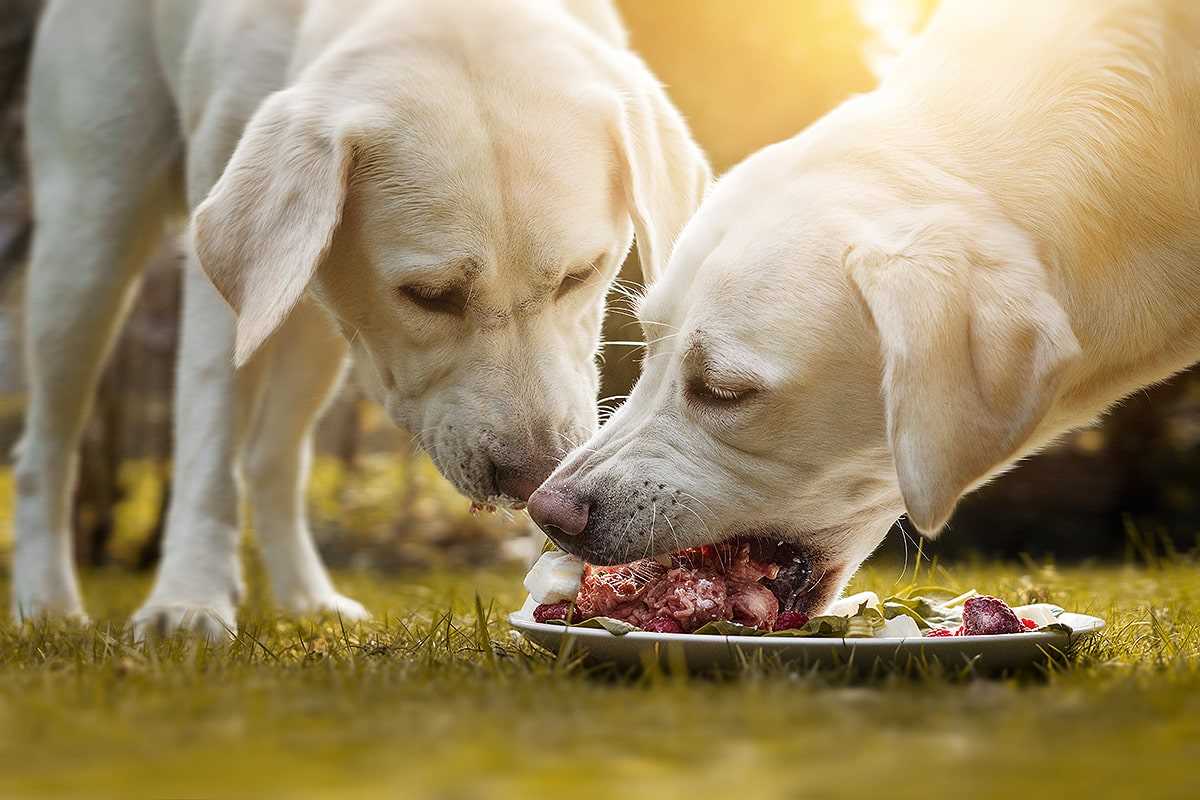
[
  {"left": 130, "top": 602, "right": 238, "bottom": 643},
  {"left": 285, "top": 592, "right": 371, "bottom": 621}
]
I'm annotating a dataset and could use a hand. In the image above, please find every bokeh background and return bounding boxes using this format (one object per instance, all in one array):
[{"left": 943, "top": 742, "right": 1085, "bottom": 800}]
[{"left": 0, "top": 0, "right": 1196, "bottom": 577}]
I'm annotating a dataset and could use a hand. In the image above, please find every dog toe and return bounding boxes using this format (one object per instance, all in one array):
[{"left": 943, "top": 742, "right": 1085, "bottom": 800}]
[{"left": 130, "top": 602, "right": 237, "bottom": 643}]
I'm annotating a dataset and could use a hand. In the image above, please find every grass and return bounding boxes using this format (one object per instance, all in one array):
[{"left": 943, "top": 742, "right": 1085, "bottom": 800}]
[{"left": 0, "top": 558, "right": 1197, "bottom": 799}]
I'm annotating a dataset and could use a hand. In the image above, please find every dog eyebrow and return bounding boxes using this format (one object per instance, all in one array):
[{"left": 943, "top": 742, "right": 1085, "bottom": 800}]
[
  {"left": 684, "top": 332, "right": 766, "bottom": 388},
  {"left": 395, "top": 257, "right": 481, "bottom": 289}
]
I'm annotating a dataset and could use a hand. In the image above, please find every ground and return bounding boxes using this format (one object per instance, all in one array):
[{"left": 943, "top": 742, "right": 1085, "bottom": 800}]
[{"left": 0, "top": 557, "right": 1197, "bottom": 799}]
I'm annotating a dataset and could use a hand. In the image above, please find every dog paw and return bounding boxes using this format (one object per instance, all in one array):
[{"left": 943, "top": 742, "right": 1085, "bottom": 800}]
[
  {"left": 11, "top": 539, "right": 90, "bottom": 624},
  {"left": 130, "top": 600, "right": 238, "bottom": 643},
  {"left": 286, "top": 592, "right": 372, "bottom": 622},
  {"left": 10, "top": 595, "right": 90, "bottom": 626},
  {"left": 10, "top": 580, "right": 90, "bottom": 625}
]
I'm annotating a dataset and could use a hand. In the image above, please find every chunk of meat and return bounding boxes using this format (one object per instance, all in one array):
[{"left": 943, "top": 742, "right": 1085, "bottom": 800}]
[
  {"left": 728, "top": 582, "right": 780, "bottom": 628},
  {"left": 575, "top": 561, "right": 665, "bottom": 619},
  {"left": 642, "top": 568, "right": 730, "bottom": 631},
  {"left": 565, "top": 538, "right": 806, "bottom": 633}
]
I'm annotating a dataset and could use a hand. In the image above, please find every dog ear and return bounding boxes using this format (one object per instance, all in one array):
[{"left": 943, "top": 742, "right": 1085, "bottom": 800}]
[
  {"left": 194, "top": 89, "right": 357, "bottom": 367},
  {"left": 613, "top": 76, "right": 711, "bottom": 286},
  {"left": 847, "top": 214, "right": 1081, "bottom": 536}
]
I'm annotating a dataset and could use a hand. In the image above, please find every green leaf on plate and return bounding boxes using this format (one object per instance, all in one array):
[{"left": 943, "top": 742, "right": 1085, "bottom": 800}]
[
  {"left": 692, "top": 620, "right": 765, "bottom": 637},
  {"left": 545, "top": 616, "right": 640, "bottom": 636}
]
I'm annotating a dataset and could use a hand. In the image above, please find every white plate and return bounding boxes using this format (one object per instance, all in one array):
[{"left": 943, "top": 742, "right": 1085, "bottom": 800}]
[{"left": 508, "top": 610, "right": 1106, "bottom": 672}]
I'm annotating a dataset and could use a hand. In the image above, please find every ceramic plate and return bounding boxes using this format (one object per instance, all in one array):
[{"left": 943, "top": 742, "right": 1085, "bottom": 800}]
[{"left": 508, "top": 609, "right": 1105, "bottom": 672}]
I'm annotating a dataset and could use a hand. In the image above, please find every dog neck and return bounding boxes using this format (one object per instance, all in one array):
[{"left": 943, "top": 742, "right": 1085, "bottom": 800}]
[{"left": 866, "top": 1, "right": 1200, "bottom": 427}]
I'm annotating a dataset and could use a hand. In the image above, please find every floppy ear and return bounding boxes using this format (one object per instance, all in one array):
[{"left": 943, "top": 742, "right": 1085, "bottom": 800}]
[
  {"left": 193, "top": 89, "right": 356, "bottom": 366},
  {"left": 614, "top": 79, "right": 711, "bottom": 285},
  {"left": 847, "top": 214, "right": 1081, "bottom": 535}
]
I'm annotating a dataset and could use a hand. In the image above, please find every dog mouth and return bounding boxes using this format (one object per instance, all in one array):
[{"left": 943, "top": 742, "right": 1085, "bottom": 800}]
[
  {"left": 555, "top": 532, "right": 835, "bottom": 622},
  {"left": 741, "top": 536, "right": 824, "bottom": 614}
]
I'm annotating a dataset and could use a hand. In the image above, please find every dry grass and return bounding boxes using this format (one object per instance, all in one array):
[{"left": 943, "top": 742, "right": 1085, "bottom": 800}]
[{"left": 0, "top": 556, "right": 1197, "bottom": 799}]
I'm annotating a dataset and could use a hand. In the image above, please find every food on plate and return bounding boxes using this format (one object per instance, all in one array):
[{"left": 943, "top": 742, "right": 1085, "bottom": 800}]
[
  {"left": 961, "top": 595, "right": 1026, "bottom": 635},
  {"left": 530, "top": 538, "right": 810, "bottom": 633},
  {"left": 523, "top": 550, "right": 586, "bottom": 604},
  {"left": 773, "top": 611, "right": 809, "bottom": 632},
  {"left": 921, "top": 596, "right": 1044, "bottom": 637},
  {"left": 523, "top": 547, "right": 1068, "bottom": 639}
]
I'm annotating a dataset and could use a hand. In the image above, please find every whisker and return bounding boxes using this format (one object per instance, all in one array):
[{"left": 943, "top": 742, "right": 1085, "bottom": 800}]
[
  {"left": 677, "top": 491, "right": 717, "bottom": 520},
  {"left": 675, "top": 501, "right": 713, "bottom": 543}
]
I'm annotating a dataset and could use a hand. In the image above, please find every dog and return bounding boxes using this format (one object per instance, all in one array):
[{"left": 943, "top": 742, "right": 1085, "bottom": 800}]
[
  {"left": 527, "top": 0, "right": 1200, "bottom": 617},
  {"left": 12, "top": 0, "right": 709, "bottom": 637}
]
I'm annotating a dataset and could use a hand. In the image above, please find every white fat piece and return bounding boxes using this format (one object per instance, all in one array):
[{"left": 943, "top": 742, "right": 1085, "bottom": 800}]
[
  {"left": 523, "top": 551, "right": 585, "bottom": 604},
  {"left": 827, "top": 591, "right": 882, "bottom": 617},
  {"left": 878, "top": 613, "right": 922, "bottom": 639}
]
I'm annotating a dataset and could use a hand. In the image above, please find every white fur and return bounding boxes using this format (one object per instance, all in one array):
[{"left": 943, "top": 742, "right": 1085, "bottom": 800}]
[
  {"left": 13, "top": 0, "right": 708, "bottom": 637},
  {"left": 534, "top": 0, "right": 1200, "bottom": 615}
]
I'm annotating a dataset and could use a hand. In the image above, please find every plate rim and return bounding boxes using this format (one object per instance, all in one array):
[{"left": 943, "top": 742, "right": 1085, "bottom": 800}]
[{"left": 507, "top": 610, "right": 1106, "bottom": 648}]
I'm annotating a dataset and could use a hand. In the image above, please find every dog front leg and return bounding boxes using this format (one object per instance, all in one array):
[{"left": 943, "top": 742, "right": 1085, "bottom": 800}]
[
  {"left": 241, "top": 301, "right": 368, "bottom": 621},
  {"left": 130, "top": 261, "right": 268, "bottom": 641}
]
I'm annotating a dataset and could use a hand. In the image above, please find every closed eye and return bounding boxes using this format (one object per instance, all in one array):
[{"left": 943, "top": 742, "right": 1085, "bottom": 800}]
[
  {"left": 685, "top": 375, "right": 759, "bottom": 408},
  {"left": 397, "top": 284, "right": 468, "bottom": 316},
  {"left": 555, "top": 268, "right": 595, "bottom": 300}
]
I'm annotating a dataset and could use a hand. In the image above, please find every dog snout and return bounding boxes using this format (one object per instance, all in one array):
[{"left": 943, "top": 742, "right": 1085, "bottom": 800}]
[
  {"left": 492, "top": 459, "right": 553, "bottom": 503},
  {"left": 484, "top": 422, "right": 570, "bottom": 502},
  {"left": 527, "top": 485, "right": 590, "bottom": 540}
]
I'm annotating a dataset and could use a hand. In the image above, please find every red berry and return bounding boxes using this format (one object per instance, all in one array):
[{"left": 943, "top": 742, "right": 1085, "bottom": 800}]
[
  {"left": 643, "top": 617, "right": 685, "bottom": 634},
  {"left": 924, "top": 627, "right": 954, "bottom": 637},
  {"left": 1021, "top": 617, "right": 1038, "bottom": 630},
  {"left": 533, "top": 603, "right": 570, "bottom": 624},
  {"left": 961, "top": 596, "right": 1024, "bottom": 636},
  {"left": 773, "top": 611, "right": 810, "bottom": 631}
]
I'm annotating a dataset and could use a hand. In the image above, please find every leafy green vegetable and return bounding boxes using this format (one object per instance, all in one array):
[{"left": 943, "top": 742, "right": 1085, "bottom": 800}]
[{"left": 545, "top": 616, "right": 641, "bottom": 636}]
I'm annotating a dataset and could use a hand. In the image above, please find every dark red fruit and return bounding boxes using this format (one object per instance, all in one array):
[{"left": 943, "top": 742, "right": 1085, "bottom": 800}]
[
  {"left": 1021, "top": 618, "right": 1038, "bottom": 630},
  {"left": 961, "top": 596, "right": 1024, "bottom": 636},
  {"left": 924, "top": 627, "right": 954, "bottom": 637},
  {"left": 534, "top": 603, "right": 570, "bottom": 623},
  {"left": 773, "top": 611, "right": 810, "bottom": 631},
  {"left": 643, "top": 617, "right": 685, "bottom": 634}
]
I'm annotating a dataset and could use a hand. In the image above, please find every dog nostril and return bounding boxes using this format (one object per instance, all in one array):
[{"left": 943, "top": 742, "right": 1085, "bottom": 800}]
[
  {"left": 527, "top": 487, "right": 590, "bottom": 538},
  {"left": 495, "top": 467, "right": 541, "bottom": 503}
]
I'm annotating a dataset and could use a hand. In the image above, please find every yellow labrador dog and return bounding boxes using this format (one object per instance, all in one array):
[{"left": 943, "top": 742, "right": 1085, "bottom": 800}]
[
  {"left": 13, "top": 0, "right": 708, "bottom": 636},
  {"left": 529, "top": 0, "right": 1200, "bottom": 616}
]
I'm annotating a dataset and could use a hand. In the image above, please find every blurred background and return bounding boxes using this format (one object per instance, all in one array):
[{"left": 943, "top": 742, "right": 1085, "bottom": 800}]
[{"left": 0, "top": 0, "right": 1196, "bottom": 576}]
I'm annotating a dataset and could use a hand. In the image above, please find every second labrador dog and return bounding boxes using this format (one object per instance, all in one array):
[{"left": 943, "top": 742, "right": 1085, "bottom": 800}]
[
  {"left": 529, "top": 0, "right": 1200, "bottom": 616},
  {"left": 13, "top": 0, "right": 708, "bottom": 636}
]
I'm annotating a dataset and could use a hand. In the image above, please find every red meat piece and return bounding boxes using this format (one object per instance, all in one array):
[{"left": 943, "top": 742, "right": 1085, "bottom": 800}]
[
  {"left": 534, "top": 603, "right": 570, "bottom": 623},
  {"left": 773, "top": 611, "right": 810, "bottom": 631},
  {"left": 643, "top": 617, "right": 685, "bottom": 634},
  {"left": 729, "top": 582, "right": 780, "bottom": 629},
  {"left": 961, "top": 596, "right": 1024, "bottom": 636}
]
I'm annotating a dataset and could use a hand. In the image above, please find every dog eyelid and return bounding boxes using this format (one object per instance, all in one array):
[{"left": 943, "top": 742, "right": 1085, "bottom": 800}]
[
  {"left": 685, "top": 371, "right": 761, "bottom": 408},
  {"left": 396, "top": 283, "right": 468, "bottom": 316},
  {"left": 555, "top": 260, "right": 601, "bottom": 300}
]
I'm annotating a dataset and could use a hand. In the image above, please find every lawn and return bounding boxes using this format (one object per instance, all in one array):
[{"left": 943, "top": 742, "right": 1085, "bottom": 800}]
[{"left": 0, "top": 557, "right": 1197, "bottom": 799}]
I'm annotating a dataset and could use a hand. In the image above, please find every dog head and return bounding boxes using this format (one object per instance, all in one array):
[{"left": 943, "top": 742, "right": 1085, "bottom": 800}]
[
  {"left": 528, "top": 123, "right": 1080, "bottom": 614},
  {"left": 193, "top": 2, "right": 709, "bottom": 505}
]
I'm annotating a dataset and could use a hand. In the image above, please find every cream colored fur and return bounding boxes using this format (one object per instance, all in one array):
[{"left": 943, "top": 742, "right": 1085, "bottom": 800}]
[
  {"left": 530, "top": 0, "right": 1200, "bottom": 615},
  {"left": 12, "top": 0, "right": 708, "bottom": 637}
]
